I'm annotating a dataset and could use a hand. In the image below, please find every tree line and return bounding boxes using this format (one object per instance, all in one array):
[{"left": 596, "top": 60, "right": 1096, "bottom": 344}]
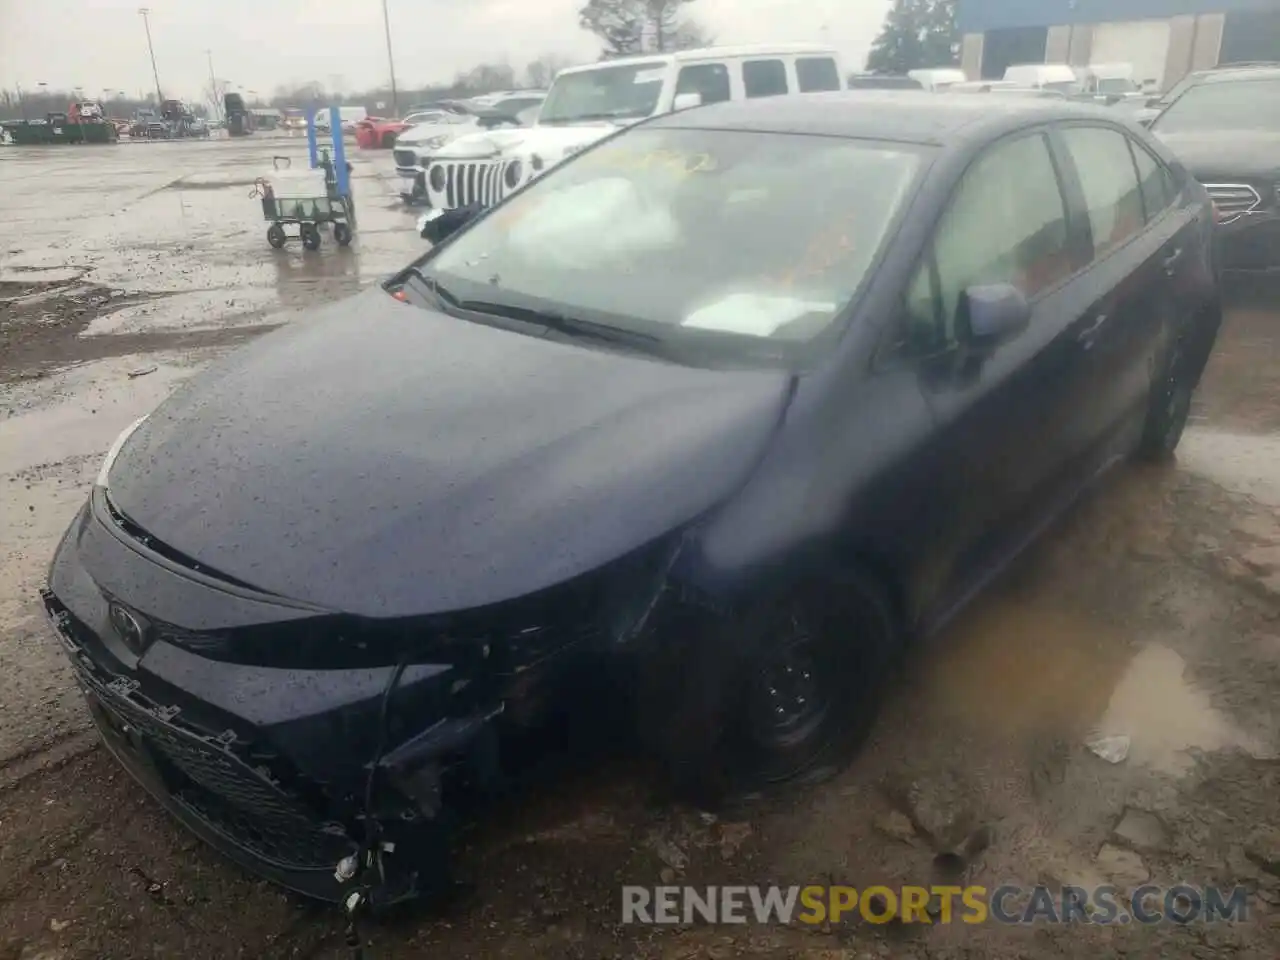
[{"left": 0, "top": 0, "right": 958, "bottom": 122}]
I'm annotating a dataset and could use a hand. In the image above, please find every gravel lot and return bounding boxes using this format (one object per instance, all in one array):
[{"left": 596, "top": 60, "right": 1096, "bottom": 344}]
[{"left": 2, "top": 135, "right": 1279, "bottom": 960}]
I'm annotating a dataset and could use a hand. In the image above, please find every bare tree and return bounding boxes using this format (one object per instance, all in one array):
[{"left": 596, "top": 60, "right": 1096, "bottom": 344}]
[
  {"left": 580, "top": 0, "right": 708, "bottom": 58},
  {"left": 453, "top": 63, "right": 518, "bottom": 95},
  {"left": 524, "top": 54, "right": 575, "bottom": 89}
]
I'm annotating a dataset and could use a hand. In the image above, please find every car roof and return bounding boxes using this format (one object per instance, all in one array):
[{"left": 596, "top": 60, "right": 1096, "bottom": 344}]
[
  {"left": 556, "top": 43, "right": 838, "bottom": 75},
  {"left": 651, "top": 90, "right": 1118, "bottom": 146},
  {"left": 1194, "top": 63, "right": 1280, "bottom": 82}
]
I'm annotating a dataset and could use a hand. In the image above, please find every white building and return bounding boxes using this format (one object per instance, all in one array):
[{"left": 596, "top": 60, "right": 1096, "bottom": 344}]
[{"left": 957, "top": 0, "right": 1280, "bottom": 91}]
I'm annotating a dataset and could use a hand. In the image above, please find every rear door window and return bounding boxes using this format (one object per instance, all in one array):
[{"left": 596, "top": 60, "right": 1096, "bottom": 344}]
[
  {"left": 743, "top": 59, "right": 789, "bottom": 98},
  {"left": 1129, "top": 140, "right": 1176, "bottom": 222},
  {"left": 676, "top": 63, "right": 732, "bottom": 105},
  {"left": 796, "top": 57, "right": 842, "bottom": 92},
  {"left": 1059, "top": 127, "right": 1147, "bottom": 258}
]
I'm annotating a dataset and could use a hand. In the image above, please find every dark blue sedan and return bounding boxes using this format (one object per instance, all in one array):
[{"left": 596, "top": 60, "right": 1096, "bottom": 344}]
[{"left": 43, "top": 91, "right": 1222, "bottom": 908}]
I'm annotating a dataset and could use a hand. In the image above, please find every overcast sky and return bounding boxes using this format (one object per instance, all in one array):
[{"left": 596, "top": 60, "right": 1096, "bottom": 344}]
[{"left": 1, "top": 0, "right": 890, "bottom": 100}]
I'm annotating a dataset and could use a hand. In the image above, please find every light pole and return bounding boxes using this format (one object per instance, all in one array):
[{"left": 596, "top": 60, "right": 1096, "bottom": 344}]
[
  {"left": 206, "top": 49, "right": 222, "bottom": 121},
  {"left": 138, "top": 8, "right": 164, "bottom": 104},
  {"left": 381, "top": 0, "right": 399, "bottom": 117}
]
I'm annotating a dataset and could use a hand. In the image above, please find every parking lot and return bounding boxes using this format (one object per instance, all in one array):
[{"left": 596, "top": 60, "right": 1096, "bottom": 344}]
[{"left": 2, "top": 136, "right": 1279, "bottom": 960}]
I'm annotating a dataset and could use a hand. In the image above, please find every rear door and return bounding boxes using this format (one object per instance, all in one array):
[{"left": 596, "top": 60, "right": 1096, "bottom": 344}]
[{"left": 1050, "top": 124, "right": 1196, "bottom": 460}]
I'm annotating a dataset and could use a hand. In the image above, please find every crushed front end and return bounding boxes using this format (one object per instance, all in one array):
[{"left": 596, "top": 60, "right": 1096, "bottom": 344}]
[{"left": 43, "top": 487, "right": 651, "bottom": 907}]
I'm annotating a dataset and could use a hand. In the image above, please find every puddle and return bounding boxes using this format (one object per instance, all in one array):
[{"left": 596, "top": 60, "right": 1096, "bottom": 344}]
[
  {"left": 79, "top": 287, "right": 282, "bottom": 336},
  {"left": 917, "top": 599, "right": 1131, "bottom": 741},
  {"left": 1091, "top": 643, "right": 1270, "bottom": 775},
  {"left": 0, "top": 355, "right": 196, "bottom": 475},
  {"left": 1178, "top": 427, "right": 1280, "bottom": 508},
  {"left": 0, "top": 267, "right": 85, "bottom": 284},
  {"left": 915, "top": 598, "right": 1270, "bottom": 775}
]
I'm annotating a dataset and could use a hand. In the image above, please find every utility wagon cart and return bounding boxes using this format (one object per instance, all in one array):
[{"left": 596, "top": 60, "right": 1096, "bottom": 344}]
[{"left": 256, "top": 153, "right": 357, "bottom": 251}]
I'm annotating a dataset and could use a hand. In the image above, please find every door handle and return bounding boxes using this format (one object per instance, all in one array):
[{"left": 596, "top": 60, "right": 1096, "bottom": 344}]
[
  {"left": 1162, "top": 247, "right": 1183, "bottom": 275},
  {"left": 1076, "top": 313, "right": 1108, "bottom": 348}
]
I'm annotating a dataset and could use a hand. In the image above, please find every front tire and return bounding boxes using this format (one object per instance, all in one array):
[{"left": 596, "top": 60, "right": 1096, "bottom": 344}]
[{"left": 637, "top": 572, "right": 897, "bottom": 806}]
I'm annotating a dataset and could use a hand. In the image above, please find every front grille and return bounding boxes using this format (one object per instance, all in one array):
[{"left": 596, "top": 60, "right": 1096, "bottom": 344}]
[
  {"left": 1205, "top": 183, "right": 1262, "bottom": 222},
  {"left": 438, "top": 159, "right": 517, "bottom": 208},
  {"left": 43, "top": 592, "right": 353, "bottom": 871},
  {"left": 393, "top": 148, "right": 417, "bottom": 168},
  {"left": 94, "top": 677, "right": 354, "bottom": 869}
]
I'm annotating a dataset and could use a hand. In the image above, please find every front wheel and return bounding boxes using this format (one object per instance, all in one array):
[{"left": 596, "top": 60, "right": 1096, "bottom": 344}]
[
  {"left": 300, "top": 223, "right": 322, "bottom": 251},
  {"left": 266, "top": 224, "right": 286, "bottom": 248},
  {"left": 333, "top": 222, "right": 352, "bottom": 246},
  {"left": 636, "top": 573, "right": 898, "bottom": 805}
]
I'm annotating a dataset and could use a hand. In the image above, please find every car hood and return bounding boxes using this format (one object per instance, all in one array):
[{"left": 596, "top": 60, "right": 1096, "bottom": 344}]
[
  {"left": 429, "top": 122, "right": 620, "bottom": 161},
  {"left": 396, "top": 121, "right": 474, "bottom": 147},
  {"left": 107, "top": 288, "right": 791, "bottom": 618},
  {"left": 1153, "top": 129, "right": 1280, "bottom": 181}
]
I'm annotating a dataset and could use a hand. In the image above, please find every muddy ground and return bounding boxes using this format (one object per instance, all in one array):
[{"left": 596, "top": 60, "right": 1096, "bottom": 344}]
[{"left": 2, "top": 137, "right": 1279, "bottom": 960}]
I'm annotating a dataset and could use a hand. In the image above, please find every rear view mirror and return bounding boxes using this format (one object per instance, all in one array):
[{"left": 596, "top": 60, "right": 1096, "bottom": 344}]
[
  {"left": 962, "top": 284, "right": 1030, "bottom": 346},
  {"left": 672, "top": 92, "right": 703, "bottom": 112}
]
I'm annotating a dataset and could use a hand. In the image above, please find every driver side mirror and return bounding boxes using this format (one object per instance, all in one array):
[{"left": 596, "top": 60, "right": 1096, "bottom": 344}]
[
  {"left": 1145, "top": 95, "right": 1163, "bottom": 108},
  {"left": 961, "top": 284, "right": 1030, "bottom": 348},
  {"left": 672, "top": 92, "right": 703, "bottom": 112}
]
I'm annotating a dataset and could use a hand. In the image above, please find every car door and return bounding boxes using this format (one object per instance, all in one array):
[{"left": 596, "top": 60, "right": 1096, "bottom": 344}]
[
  {"left": 1050, "top": 124, "right": 1191, "bottom": 460},
  {"left": 868, "top": 128, "right": 1097, "bottom": 628}
]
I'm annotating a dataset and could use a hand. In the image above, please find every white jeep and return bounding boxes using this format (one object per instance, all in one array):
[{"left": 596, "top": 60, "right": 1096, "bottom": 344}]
[{"left": 419, "top": 43, "right": 845, "bottom": 215}]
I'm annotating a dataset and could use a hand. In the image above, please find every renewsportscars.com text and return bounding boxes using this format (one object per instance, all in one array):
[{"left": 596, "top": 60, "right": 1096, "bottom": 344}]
[{"left": 621, "top": 884, "right": 1250, "bottom": 926}]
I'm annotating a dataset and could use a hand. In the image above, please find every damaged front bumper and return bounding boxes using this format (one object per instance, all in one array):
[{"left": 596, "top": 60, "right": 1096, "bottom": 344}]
[{"left": 41, "top": 492, "right": 630, "bottom": 907}]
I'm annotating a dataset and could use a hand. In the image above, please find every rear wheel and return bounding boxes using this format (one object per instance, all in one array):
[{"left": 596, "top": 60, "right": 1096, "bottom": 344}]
[
  {"left": 333, "top": 222, "right": 352, "bottom": 246},
  {"left": 300, "top": 223, "right": 321, "bottom": 251},
  {"left": 1136, "top": 323, "right": 1208, "bottom": 461}
]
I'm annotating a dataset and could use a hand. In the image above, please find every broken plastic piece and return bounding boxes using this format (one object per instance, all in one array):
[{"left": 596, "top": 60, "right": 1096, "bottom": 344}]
[{"left": 1086, "top": 734, "right": 1131, "bottom": 764}]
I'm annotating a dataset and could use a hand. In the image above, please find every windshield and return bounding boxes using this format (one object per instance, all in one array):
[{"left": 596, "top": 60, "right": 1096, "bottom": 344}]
[
  {"left": 538, "top": 62, "right": 666, "bottom": 124},
  {"left": 419, "top": 127, "right": 922, "bottom": 363},
  {"left": 1153, "top": 78, "right": 1280, "bottom": 133}
]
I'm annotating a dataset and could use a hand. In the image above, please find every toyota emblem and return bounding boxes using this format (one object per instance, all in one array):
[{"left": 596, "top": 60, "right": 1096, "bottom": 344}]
[{"left": 108, "top": 602, "right": 149, "bottom": 654}]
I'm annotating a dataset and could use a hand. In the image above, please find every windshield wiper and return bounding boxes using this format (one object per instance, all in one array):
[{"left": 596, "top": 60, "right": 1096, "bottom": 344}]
[
  {"left": 460, "top": 299, "right": 662, "bottom": 349},
  {"left": 402, "top": 268, "right": 462, "bottom": 311}
]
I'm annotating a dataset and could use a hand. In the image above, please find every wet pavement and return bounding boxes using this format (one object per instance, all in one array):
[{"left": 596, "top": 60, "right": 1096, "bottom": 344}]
[{"left": 2, "top": 137, "right": 1279, "bottom": 960}]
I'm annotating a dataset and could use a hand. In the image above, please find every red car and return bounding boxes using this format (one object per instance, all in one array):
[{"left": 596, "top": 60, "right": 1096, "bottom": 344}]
[{"left": 354, "top": 117, "right": 409, "bottom": 149}]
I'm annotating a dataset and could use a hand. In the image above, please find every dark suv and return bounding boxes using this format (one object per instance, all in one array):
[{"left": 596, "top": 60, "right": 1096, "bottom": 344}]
[{"left": 1149, "top": 64, "right": 1280, "bottom": 270}]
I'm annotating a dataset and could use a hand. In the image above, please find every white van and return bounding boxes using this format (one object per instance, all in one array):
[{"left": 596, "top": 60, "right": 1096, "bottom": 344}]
[
  {"left": 907, "top": 68, "right": 967, "bottom": 91},
  {"left": 1002, "top": 63, "right": 1082, "bottom": 94},
  {"left": 419, "top": 43, "right": 845, "bottom": 214}
]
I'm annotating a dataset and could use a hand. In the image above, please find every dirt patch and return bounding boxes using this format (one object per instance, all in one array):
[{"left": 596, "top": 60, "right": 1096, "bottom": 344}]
[
  {"left": 165, "top": 178, "right": 266, "bottom": 191},
  {"left": 0, "top": 281, "right": 277, "bottom": 384}
]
